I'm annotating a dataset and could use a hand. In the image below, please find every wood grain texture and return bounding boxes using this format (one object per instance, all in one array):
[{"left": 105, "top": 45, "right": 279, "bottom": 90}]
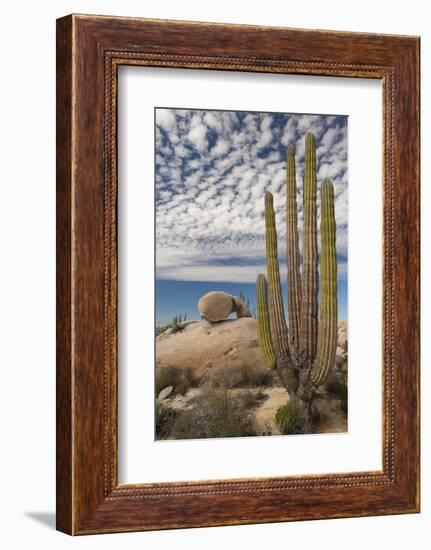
[
  {"left": 56, "top": 16, "right": 73, "bottom": 535},
  {"left": 56, "top": 14, "right": 420, "bottom": 535}
]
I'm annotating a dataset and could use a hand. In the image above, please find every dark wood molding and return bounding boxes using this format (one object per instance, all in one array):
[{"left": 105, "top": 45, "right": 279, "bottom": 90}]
[
  {"left": 56, "top": 14, "right": 420, "bottom": 535},
  {"left": 56, "top": 15, "right": 73, "bottom": 536}
]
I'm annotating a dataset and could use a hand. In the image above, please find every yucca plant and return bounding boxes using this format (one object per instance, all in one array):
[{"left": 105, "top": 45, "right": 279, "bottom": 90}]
[{"left": 256, "top": 132, "right": 338, "bottom": 430}]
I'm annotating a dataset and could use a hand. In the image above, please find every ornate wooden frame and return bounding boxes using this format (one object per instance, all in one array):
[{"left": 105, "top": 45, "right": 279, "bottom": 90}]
[{"left": 56, "top": 14, "right": 420, "bottom": 535}]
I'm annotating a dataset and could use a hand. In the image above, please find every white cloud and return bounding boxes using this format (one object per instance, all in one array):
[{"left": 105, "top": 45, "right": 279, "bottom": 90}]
[
  {"left": 211, "top": 138, "right": 229, "bottom": 157},
  {"left": 203, "top": 111, "right": 222, "bottom": 131},
  {"left": 187, "top": 115, "right": 208, "bottom": 152},
  {"left": 156, "top": 109, "right": 176, "bottom": 131},
  {"left": 256, "top": 115, "right": 274, "bottom": 149},
  {"left": 156, "top": 109, "right": 348, "bottom": 283}
]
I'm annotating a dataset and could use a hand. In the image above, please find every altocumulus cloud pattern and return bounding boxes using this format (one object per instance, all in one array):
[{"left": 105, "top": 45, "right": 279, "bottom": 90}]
[{"left": 155, "top": 108, "right": 348, "bottom": 284}]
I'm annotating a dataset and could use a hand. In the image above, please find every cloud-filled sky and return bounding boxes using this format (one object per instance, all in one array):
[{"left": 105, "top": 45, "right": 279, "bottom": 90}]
[{"left": 155, "top": 107, "right": 348, "bottom": 288}]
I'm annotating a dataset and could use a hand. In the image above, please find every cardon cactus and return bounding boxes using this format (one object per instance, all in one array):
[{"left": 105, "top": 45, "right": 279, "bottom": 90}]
[{"left": 256, "top": 132, "right": 338, "bottom": 429}]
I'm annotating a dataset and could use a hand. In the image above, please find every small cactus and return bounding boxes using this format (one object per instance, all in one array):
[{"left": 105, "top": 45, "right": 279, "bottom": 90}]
[{"left": 257, "top": 132, "right": 338, "bottom": 428}]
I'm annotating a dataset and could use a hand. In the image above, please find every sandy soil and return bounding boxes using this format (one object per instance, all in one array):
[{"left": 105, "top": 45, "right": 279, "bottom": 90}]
[
  {"left": 244, "top": 387, "right": 347, "bottom": 435},
  {"left": 253, "top": 387, "right": 289, "bottom": 435},
  {"left": 313, "top": 395, "right": 347, "bottom": 434},
  {"left": 161, "top": 384, "right": 347, "bottom": 436}
]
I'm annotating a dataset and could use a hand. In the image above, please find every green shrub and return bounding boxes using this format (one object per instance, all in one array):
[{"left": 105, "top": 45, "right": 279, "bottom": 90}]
[
  {"left": 155, "top": 366, "right": 199, "bottom": 396},
  {"left": 275, "top": 400, "right": 306, "bottom": 435},
  {"left": 155, "top": 403, "right": 177, "bottom": 439},
  {"left": 169, "top": 387, "right": 256, "bottom": 439}
]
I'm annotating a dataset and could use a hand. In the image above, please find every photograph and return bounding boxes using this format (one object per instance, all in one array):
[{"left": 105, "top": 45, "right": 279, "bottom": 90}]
[{"left": 154, "top": 107, "right": 348, "bottom": 440}]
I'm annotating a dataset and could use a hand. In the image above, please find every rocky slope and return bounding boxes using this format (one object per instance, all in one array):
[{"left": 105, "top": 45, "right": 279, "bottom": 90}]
[
  {"left": 156, "top": 318, "right": 347, "bottom": 378},
  {"left": 156, "top": 318, "right": 265, "bottom": 379}
]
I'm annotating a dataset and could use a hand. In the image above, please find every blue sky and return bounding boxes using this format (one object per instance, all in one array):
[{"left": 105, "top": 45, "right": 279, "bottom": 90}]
[{"left": 155, "top": 108, "right": 348, "bottom": 325}]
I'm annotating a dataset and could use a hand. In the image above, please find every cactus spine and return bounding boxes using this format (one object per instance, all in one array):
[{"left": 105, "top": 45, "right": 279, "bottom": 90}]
[{"left": 256, "top": 132, "right": 338, "bottom": 426}]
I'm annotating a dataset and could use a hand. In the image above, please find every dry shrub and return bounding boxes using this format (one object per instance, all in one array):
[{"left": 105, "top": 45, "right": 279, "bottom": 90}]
[
  {"left": 208, "top": 364, "right": 274, "bottom": 389},
  {"left": 169, "top": 387, "right": 256, "bottom": 440},
  {"left": 207, "top": 366, "right": 241, "bottom": 389},
  {"left": 324, "top": 370, "right": 348, "bottom": 414},
  {"left": 238, "top": 364, "right": 274, "bottom": 387},
  {"left": 155, "top": 403, "right": 177, "bottom": 439},
  {"left": 155, "top": 366, "right": 199, "bottom": 396},
  {"left": 239, "top": 389, "right": 266, "bottom": 409}
]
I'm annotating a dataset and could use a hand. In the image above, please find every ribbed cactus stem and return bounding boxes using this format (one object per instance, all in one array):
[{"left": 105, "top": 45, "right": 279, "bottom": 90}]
[
  {"left": 256, "top": 131, "right": 340, "bottom": 419},
  {"left": 256, "top": 274, "right": 277, "bottom": 369},
  {"left": 299, "top": 132, "right": 318, "bottom": 364},
  {"left": 312, "top": 178, "right": 338, "bottom": 386},
  {"left": 264, "top": 193, "right": 297, "bottom": 391},
  {"left": 286, "top": 144, "right": 302, "bottom": 353},
  {"left": 264, "top": 192, "right": 290, "bottom": 360}
]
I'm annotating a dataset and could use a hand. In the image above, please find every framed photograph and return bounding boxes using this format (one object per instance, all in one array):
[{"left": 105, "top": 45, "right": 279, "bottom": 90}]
[{"left": 56, "top": 14, "right": 420, "bottom": 535}]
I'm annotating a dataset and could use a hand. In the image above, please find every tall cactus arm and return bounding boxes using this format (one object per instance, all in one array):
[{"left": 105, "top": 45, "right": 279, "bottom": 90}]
[
  {"left": 286, "top": 144, "right": 302, "bottom": 353},
  {"left": 256, "top": 274, "right": 277, "bottom": 369},
  {"left": 300, "top": 132, "right": 319, "bottom": 364},
  {"left": 264, "top": 192, "right": 290, "bottom": 360},
  {"left": 312, "top": 178, "right": 338, "bottom": 387},
  {"left": 264, "top": 192, "right": 298, "bottom": 391}
]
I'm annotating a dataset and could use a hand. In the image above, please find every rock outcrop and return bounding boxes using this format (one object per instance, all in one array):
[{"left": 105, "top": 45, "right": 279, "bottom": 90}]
[
  {"left": 156, "top": 318, "right": 264, "bottom": 379},
  {"left": 336, "top": 320, "right": 348, "bottom": 366},
  {"left": 156, "top": 318, "right": 348, "bottom": 380},
  {"left": 198, "top": 291, "right": 252, "bottom": 323},
  {"left": 157, "top": 385, "right": 173, "bottom": 401}
]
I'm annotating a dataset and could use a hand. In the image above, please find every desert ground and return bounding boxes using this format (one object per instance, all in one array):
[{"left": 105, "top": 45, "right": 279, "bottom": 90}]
[{"left": 155, "top": 317, "right": 348, "bottom": 439}]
